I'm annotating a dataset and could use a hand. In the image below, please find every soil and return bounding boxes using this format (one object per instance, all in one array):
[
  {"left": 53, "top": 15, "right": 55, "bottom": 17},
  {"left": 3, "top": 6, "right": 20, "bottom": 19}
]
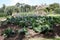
[{"left": 0, "top": 24, "right": 60, "bottom": 40}]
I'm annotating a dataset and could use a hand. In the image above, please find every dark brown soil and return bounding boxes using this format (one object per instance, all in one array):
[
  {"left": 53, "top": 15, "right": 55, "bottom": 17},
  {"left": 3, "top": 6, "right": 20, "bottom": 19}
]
[{"left": 0, "top": 24, "right": 60, "bottom": 40}]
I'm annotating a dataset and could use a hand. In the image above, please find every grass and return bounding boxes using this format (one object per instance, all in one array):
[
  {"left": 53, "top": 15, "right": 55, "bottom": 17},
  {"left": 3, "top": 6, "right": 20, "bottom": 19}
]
[
  {"left": 19, "top": 11, "right": 35, "bottom": 16},
  {"left": 0, "top": 13, "right": 7, "bottom": 17},
  {"left": 19, "top": 11, "right": 60, "bottom": 17},
  {"left": 47, "top": 13, "right": 60, "bottom": 17}
]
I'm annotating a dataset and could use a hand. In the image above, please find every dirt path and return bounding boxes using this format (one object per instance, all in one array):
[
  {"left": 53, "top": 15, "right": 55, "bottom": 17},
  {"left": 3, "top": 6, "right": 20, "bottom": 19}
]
[
  {"left": 0, "top": 36, "right": 5, "bottom": 40},
  {"left": 29, "top": 37, "right": 53, "bottom": 40},
  {"left": 0, "top": 17, "right": 6, "bottom": 21}
]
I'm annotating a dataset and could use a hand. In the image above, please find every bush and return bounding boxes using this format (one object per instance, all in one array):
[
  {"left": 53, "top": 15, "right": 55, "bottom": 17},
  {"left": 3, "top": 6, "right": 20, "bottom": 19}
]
[
  {"left": 18, "top": 27, "right": 28, "bottom": 35},
  {"left": 6, "top": 16, "right": 60, "bottom": 34},
  {"left": 2, "top": 28, "right": 15, "bottom": 37},
  {"left": 54, "top": 8, "right": 60, "bottom": 14}
]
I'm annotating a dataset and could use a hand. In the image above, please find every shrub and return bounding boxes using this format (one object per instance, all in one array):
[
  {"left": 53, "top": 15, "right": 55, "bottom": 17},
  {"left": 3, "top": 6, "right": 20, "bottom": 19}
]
[
  {"left": 2, "top": 28, "right": 15, "bottom": 37},
  {"left": 6, "top": 16, "right": 60, "bottom": 34},
  {"left": 54, "top": 8, "right": 60, "bottom": 14},
  {"left": 18, "top": 27, "right": 28, "bottom": 35}
]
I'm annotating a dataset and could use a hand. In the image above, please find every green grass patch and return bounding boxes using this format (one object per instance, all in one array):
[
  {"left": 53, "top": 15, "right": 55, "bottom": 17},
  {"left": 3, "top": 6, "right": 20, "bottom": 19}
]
[
  {"left": 47, "top": 13, "right": 60, "bottom": 17},
  {"left": 0, "top": 13, "right": 7, "bottom": 17}
]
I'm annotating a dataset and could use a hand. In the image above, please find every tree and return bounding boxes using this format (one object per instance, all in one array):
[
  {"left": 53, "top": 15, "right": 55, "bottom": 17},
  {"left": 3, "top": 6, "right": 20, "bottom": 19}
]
[
  {"left": 16, "top": 3, "right": 20, "bottom": 7},
  {"left": 5, "top": 7, "right": 13, "bottom": 15},
  {"left": 2, "top": 4, "right": 6, "bottom": 12},
  {"left": 49, "top": 3, "right": 59, "bottom": 10},
  {"left": 24, "top": 4, "right": 31, "bottom": 12},
  {"left": 14, "top": 7, "right": 20, "bottom": 13},
  {"left": 0, "top": 4, "right": 6, "bottom": 13},
  {"left": 7, "top": 8, "right": 12, "bottom": 15},
  {"left": 2, "top": 4, "right": 6, "bottom": 9},
  {"left": 45, "top": 7, "right": 50, "bottom": 12}
]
